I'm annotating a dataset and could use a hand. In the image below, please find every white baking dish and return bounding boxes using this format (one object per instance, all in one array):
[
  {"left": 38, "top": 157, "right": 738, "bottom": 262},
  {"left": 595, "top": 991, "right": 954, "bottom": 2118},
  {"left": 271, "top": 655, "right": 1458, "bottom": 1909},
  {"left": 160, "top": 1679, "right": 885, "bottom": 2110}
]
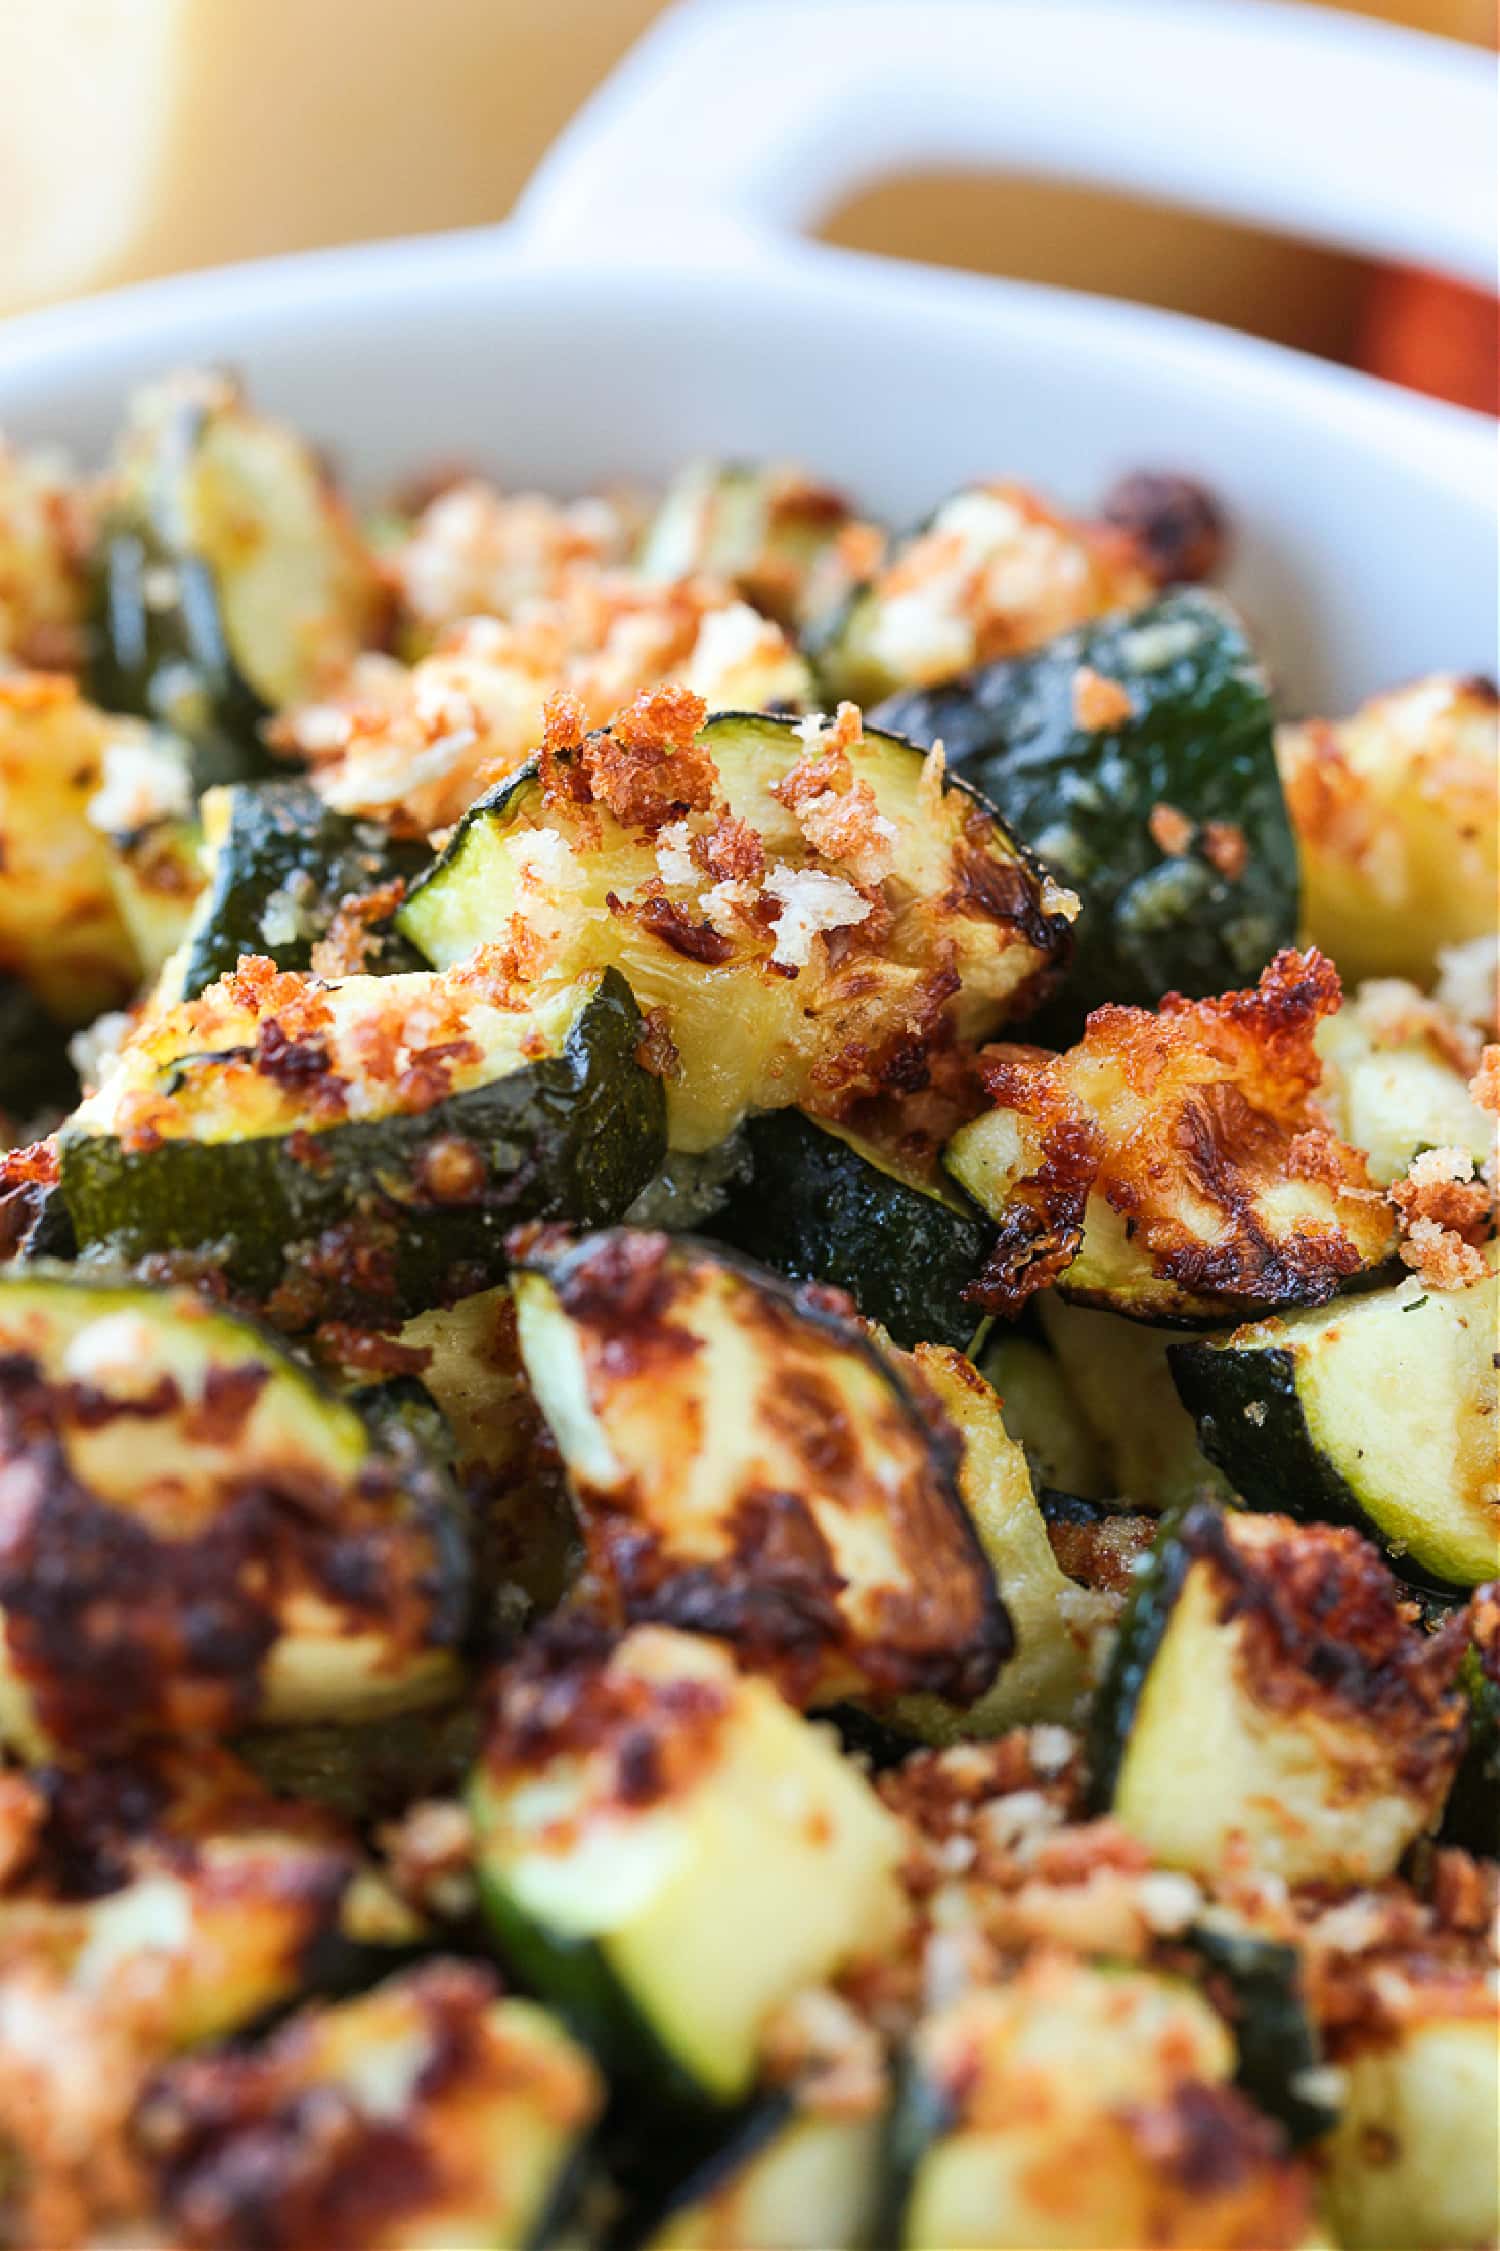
[{"left": 0, "top": 0, "right": 1493, "bottom": 711}]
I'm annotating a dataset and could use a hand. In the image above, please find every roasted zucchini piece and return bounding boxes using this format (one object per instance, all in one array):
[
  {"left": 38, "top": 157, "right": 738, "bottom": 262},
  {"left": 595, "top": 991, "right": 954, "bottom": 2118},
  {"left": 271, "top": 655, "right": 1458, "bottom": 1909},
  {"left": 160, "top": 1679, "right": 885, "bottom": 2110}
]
[
  {"left": 1168, "top": 1248, "right": 1499, "bottom": 1590},
  {"left": 976, "top": 1329, "right": 1111, "bottom": 1498},
  {"left": 469, "top": 1623, "right": 909, "bottom": 2106},
  {"left": 643, "top": 2092, "right": 884, "bottom": 2251},
  {"left": 809, "top": 480, "right": 1151, "bottom": 705},
  {"left": 0, "top": 979, "right": 78, "bottom": 1129},
  {"left": 139, "top": 1960, "right": 602, "bottom": 2251},
  {"left": 398, "top": 697, "right": 1072, "bottom": 1151},
  {"left": 1320, "top": 1971, "right": 1498, "bottom": 2251},
  {"left": 0, "top": 1266, "right": 466, "bottom": 1753},
  {"left": 0, "top": 672, "right": 143, "bottom": 1021},
  {"left": 166, "top": 779, "right": 428, "bottom": 1004},
  {"left": 0, "top": 433, "right": 92, "bottom": 670},
  {"left": 1038, "top": 1297, "right": 1233, "bottom": 1510},
  {"left": 235, "top": 1702, "right": 482, "bottom": 1823},
  {"left": 709, "top": 1108, "right": 995, "bottom": 1351},
  {"left": 91, "top": 369, "right": 381, "bottom": 784},
  {"left": 880, "top": 1346, "right": 1110, "bottom": 1741},
  {"left": 510, "top": 1230, "right": 1007, "bottom": 1708},
  {"left": 877, "top": 589, "right": 1296, "bottom": 1024},
  {"left": 636, "top": 459, "right": 866, "bottom": 630},
  {"left": 1187, "top": 1918, "right": 1340, "bottom": 2147},
  {"left": 101, "top": 808, "right": 205, "bottom": 984},
  {"left": 60, "top": 964, "right": 665, "bottom": 1322},
  {"left": 1276, "top": 675, "right": 1499, "bottom": 988},
  {"left": 884, "top": 1955, "right": 1311, "bottom": 2251},
  {"left": 1441, "top": 1582, "right": 1500, "bottom": 1851},
  {"left": 1316, "top": 977, "right": 1493, "bottom": 1186},
  {"left": 1088, "top": 1505, "right": 1467, "bottom": 1882},
  {"left": 945, "top": 949, "right": 1396, "bottom": 1321}
]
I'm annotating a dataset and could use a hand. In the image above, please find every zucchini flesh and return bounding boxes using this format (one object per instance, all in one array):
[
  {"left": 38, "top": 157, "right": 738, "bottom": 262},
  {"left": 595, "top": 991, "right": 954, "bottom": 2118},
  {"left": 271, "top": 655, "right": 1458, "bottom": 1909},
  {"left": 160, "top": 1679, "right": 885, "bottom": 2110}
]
[
  {"left": 642, "top": 2095, "right": 883, "bottom": 2251},
  {"left": 1088, "top": 1504, "right": 1468, "bottom": 1884},
  {"left": 879, "top": 1345, "right": 1108, "bottom": 1741},
  {"left": 469, "top": 1624, "right": 909, "bottom": 2107},
  {"left": 145, "top": 1962, "right": 603, "bottom": 2251},
  {"left": 1322, "top": 2005, "right": 1498, "bottom": 2251},
  {"left": 1168, "top": 1248, "right": 1499, "bottom": 1590},
  {"left": 0, "top": 1266, "right": 466, "bottom": 1754},
  {"left": 888, "top": 1957, "right": 1309, "bottom": 2251},
  {"left": 398, "top": 707, "right": 1070, "bottom": 1151},
  {"left": 710, "top": 1108, "right": 995, "bottom": 1351},
  {"left": 1316, "top": 984, "right": 1492, "bottom": 1187},
  {"left": 90, "top": 370, "right": 380, "bottom": 784},
  {"left": 976, "top": 1330, "right": 1111, "bottom": 1499},
  {"left": 1276, "top": 675, "right": 1498, "bottom": 988},
  {"left": 875, "top": 588, "right": 1295, "bottom": 1026},
  {"left": 636, "top": 458, "right": 862, "bottom": 630},
  {"left": 510, "top": 1231, "right": 1007, "bottom": 1709},
  {"left": 1038, "top": 1296, "right": 1233, "bottom": 1510},
  {"left": 169, "top": 780, "right": 428, "bottom": 1003},
  {"left": 944, "top": 948, "right": 1396, "bottom": 1323},
  {"left": 60, "top": 967, "right": 665, "bottom": 1322}
]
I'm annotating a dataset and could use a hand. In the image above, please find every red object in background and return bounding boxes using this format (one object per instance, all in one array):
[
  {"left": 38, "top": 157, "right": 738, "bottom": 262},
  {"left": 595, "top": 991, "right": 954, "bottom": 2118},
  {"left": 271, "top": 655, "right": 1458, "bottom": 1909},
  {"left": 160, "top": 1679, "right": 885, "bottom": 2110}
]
[{"left": 1356, "top": 265, "right": 1499, "bottom": 413}]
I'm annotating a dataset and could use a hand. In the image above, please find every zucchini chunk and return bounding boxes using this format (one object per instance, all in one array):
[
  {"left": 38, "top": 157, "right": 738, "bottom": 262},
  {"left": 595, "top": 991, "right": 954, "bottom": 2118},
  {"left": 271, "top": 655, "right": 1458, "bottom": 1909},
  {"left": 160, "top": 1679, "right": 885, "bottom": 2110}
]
[
  {"left": 1038, "top": 1297, "right": 1234, "bottom": 1510},
  {"left": 101, "top": 807, "right": 205, "bottom": 985},
  {"left": 1277, "top": 675, "right": 1499, "bottom": 988},
  {"left": 1088, "top": 1505, "right": 1468, "bottom": 1882},
  {"left": 636, "top": 459, "right": 867, "bottom": 629},
  {"left": 1321, "top": 1974, "right": 1498, "bottom": 2250},
  {"left": 60, "top": 964, "right": 665, "bottom": 1322},
  {"left": 398, "top": 696, "right": 1072, "bottom": 1151},
  {"left": 1441, "top": 1581, "right": 1499, "bottom": 1851},
  {"left": 510, "top": 1230, "right": 1007, "bottom": 1708},
  {"left": 0, "top": 433, "right": 92, "bottom": 671},
  {"left": 877, "top": 589, "right": 1296, "bottom": 1023},
  {"left": 0, "top": 979, "right": 78, "bottom": 1129},
  {"left": 643, "top": 2094, "right": 884, "bottom": 2251},
  {"left": 1315, "top": 976, "right": 1493, "bottom": 1186},
  {"left": 976, "top": 1329, "right": 1112, "bottom": 1498},
  {"left": 0, "top": 1266, "right": 466, "bottom": 1754},
  {"left": 880, "top": 1346, "right": 1110, "bottom": 1741},
  {"left": 945, "top": 948, "right": 1396, "bottom": 1321},
  {"left": 809, "top": 480, "right": 1152, "bottom": 706},
  {"left": 91, "top": 370, "right": 382, "bottom": 785},
  {"left": 166, "top": 780, "right": 428, "bottom": 1004},
  {"left": 469, "top": 1623, "right": 910, "bottom": 2107},
  {"left": 885, "top": 1955, "right": 1311, "bottom": 2251},
  {"left": 140, "top": 1960, "right": 603, "bottom": 2251},
  {"left": 0, "top": 673, "right": 143, "bottom": 1021},
  {"left": 235, "top": 1702, "right": 482, "bottom": 1823},
  {"left": 1187, "top": 1918, "right": 1339, "bottom": 2147},
  {"left": 1168, "top": 1247, "right": 1499, "bottom": 1590},
  {"left": 710, "top": 1108, "right": 996, "bottom": 1351}
]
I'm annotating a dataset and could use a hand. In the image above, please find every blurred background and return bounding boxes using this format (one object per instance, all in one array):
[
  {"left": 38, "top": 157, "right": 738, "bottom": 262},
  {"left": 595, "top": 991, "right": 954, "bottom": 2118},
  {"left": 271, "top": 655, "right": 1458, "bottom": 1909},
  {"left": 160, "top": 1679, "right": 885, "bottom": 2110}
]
[{"left": 6, "top": 0, "right": 1494, "bottom": 410}]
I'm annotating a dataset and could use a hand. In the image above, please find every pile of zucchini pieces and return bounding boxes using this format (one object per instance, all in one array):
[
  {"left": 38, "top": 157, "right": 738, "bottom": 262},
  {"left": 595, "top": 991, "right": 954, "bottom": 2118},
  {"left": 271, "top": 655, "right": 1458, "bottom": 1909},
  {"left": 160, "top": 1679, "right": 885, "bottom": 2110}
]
[{"left": 0, "top": 373, "right": 1495, "bottom": 2251}]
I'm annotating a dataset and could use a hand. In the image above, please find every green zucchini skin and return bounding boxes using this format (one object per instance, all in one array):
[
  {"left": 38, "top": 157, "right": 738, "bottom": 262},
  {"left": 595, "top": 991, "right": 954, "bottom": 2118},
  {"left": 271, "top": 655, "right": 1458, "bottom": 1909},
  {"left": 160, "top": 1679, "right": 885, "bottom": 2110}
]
[
  {"left": 174, "top": 782, "right": 429, "bottom": 1001},
  {"left": 1187, "top": 1924, "right": 1339, "bottom": 2147},
  {"left": 1167, "top": 1268, "right": 1497, "bottom": 1593},
  {"left": 0, "top": 979, "right": 79, "bottom": 1124},
  {"left": 1084, "top": 1502, "right": 1196, "bottom": 1811},
  {"left": 709, "top": 1109, "right": 993, "bottom": 1351},
  {"left": 873, "top": 589, "right": 1296, "bottom": 1026},
  {"left": 59, "top": 969, "right": 666, "bottom": 1322},
  {"left": 235, "top": 1701, "right": 481, "bottom": 1823},
  {"left": 1441, "top": 1593, "right": 1500, "bottom": 1854}
]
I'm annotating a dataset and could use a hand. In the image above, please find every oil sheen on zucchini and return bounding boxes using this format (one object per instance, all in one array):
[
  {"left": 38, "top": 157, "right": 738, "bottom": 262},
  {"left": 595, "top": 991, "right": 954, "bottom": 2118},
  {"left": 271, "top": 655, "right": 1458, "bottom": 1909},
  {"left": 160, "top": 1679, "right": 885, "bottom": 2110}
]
[
  {"left": 398, "top": 705, "right": 1071, "bottom": 1151},
  {"left": 90, "top": 370, "right": 381, "bottom": 789},
  {"left": 0, "top": 1266, "right": 467, "bottom": 1754},
  {"left": 875, "top": 588, "right": 1296, "bottom": 1025},
  {"left": 1088, "top": 1504, "right": 1467, "bottom": 1883},
  {"left": 1168, "top": 1247, "right": 1499, "bottom": 1589},
  {"left": 510, "top": 1230, "right": 1008, "bottom": 1708},
  {"left": 143, "top": 1960, "right": 603, "bottom": 2251},
  {"left": 469, "top": 1624, "right": 909, "bottom": 2107},
  {"left": 59, "top": 967, "right": 665, "bottom": 1322},
  {"left": 710, "top": 1108, "right": 995, "bottom": 1351}
]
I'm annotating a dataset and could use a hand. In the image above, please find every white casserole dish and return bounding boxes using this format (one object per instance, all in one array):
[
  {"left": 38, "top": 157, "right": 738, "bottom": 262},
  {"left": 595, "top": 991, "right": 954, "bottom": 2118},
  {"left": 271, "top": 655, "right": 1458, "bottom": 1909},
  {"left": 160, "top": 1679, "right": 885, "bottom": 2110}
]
[{"left": 0, "top": 0, "right": 1493, "bottom": 712}]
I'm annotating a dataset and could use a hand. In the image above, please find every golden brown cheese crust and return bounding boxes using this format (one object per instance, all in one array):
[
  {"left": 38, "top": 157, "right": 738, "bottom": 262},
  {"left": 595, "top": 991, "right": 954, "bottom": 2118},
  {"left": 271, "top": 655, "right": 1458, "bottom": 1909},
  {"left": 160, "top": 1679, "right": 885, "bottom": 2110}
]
[
  {"left": 975, "top": 949, "right": 1396, "bottom": 1317},
  {"left": 0, "top": 1358, "right": 461, "bottom": 1754},
  {"left": 515, "top": 1230, "right": 1007, "bottom": 1708}
]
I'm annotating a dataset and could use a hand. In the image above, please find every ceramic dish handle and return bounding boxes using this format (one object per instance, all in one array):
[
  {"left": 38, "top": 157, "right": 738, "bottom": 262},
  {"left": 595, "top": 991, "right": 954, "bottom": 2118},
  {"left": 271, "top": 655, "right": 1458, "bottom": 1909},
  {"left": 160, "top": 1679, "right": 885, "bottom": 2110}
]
[{"left": 515, "top": 0, "right": 1496, "bottom": 288}]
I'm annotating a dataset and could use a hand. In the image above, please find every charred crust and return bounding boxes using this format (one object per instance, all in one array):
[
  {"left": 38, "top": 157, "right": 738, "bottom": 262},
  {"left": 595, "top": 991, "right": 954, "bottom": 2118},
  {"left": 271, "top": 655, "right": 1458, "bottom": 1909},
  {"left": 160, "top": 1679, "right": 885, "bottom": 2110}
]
[{"left": 1100, "top": 472, "right": 1229, "bottom": 587}]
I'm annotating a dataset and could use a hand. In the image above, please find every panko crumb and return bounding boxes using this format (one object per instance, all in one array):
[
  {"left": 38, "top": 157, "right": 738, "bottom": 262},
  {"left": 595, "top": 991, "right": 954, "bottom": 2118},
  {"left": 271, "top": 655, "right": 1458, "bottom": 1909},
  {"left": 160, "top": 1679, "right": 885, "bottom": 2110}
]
[
  {"left": 1147, "top": 800, "right": 1194, "bottom": 857},
  {"left": 1391, "top": 1145, "right": 1493, "bottom": 1288},
  {"left": 1435, "top": 934, "right": 1499, "bottom": 1035},
  {"left": 1071, "top": 665, "right": 1133, "bottom": 732},
  {"left": 763, "top": 865, "right": 873, "bottom": 969}
]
